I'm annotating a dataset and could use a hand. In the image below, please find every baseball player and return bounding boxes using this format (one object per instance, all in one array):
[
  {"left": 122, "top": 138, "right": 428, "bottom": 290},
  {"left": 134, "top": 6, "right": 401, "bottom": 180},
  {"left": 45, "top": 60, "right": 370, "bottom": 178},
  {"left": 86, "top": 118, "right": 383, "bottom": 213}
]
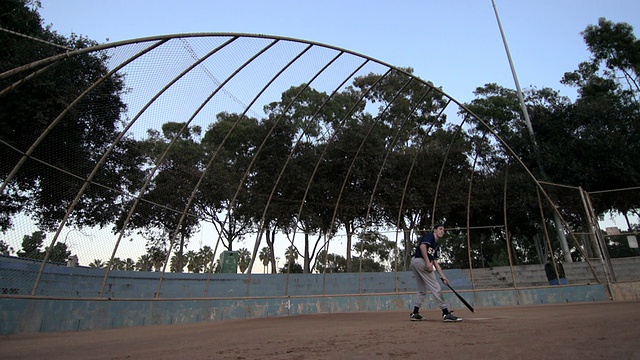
[{"left": 410, "top": 224, "right": 462, "bottom": 322}]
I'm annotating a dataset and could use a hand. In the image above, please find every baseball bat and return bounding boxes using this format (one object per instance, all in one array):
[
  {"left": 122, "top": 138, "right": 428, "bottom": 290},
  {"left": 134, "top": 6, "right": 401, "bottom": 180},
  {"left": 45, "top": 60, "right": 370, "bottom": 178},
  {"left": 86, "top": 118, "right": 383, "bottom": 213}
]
[{"left": 442, "top": 278, "right": 475, "bottom": 313}]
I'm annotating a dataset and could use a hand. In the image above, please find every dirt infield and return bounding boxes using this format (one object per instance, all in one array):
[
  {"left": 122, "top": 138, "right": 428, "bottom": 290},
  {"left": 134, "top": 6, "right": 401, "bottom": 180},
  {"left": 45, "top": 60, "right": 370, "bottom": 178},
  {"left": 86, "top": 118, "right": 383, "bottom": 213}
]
[{"left": 1, "top": 301, "right": 639, "bottom": 360}]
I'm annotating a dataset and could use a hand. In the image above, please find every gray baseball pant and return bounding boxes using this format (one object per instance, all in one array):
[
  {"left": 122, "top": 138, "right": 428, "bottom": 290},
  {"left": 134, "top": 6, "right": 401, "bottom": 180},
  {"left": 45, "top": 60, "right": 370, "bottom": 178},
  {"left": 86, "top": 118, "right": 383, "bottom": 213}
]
[{"left": 410, "top": 256, "right": 448, "bottom": 310}]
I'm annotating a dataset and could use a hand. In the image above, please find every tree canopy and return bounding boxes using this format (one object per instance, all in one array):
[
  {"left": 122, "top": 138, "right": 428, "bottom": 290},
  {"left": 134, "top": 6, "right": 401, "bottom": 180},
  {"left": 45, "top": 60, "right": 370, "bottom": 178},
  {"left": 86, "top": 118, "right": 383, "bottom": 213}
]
[{"left": 1, "top": 0, "right": 143, "bottom": 233}]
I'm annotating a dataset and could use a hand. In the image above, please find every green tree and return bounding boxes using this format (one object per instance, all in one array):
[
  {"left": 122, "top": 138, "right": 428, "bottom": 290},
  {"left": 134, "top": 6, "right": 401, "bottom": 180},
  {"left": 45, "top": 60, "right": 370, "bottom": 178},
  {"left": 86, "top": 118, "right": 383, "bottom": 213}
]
[
  {"left": 560, "top": 18, "right": 640, "bottom": 218},
  {"left": 121, "top": 122, "right": 203, "bottom": 274},
  {"left": 135, "top": 254, "right": 153, "bottom": 271},
  {"left": 314, "top": 250, "right": 347, "bottom": 273},
  {"left": 170, "top": 252, "right": 188, "bottom": 272},
  {"left": 237, "top": 247, "right": 251, "bottom": 274},
  {"left": 123, "top": 258, "right": 135, "bottom": 271},
  {"left": 198, "top": 245, "right": 215, "bottom": 273},
  {"left": 0, "top": 0, "right": 143, "bottom": 232},
  {"left": 606, "top": 234, "right": 640, "bottom": 258},
  {"left": 352, "top": 256, "right": 386, "bottom": 272},
  {"left": 0, "top": 239, "right": 13, "bottom": 255},
  {"left": 279, "top": 261, "right": 303, "bottom": 273},
  {"left": 353, "top": 231, "right": 395, "bottom": 272},
  {"left": 16, "top": 231, "right": 46, "bottom": 260},
  {"left": 147, "top": 245, "right": 167, "bottom": 272},
  {"left": 89, "top": 259, "right": 105, "bottom": 268},
  {"left": 352, "top": 68, "right": 456, "bottom": 270},
  {"left": 16, "top": 230, "right": 70, "bottom": 263},
  {"left": 199, "top": 113, "right": 259, "bottom": 252},
  {"left": 256, "top": 83, "right": 368, "bottom": 274},
  {"left": 579, "top": 18, "right": 640, "bottom": 96},
  {"left": 240, "top": 109, "right": 299, "bottom": 275},
  {"left": 284, "top": 245, "right": 298, "bottom": 264},
  {"left": 464, "top": 18, "right": 640, "bottom": 265},
  {"left": 108, "top": 257, "right": 124, "bottom": 271},
  {"left": 259, "top": 246, "right": 271, "bottom": 273},
  {"left": 185, "top": 250, "right": 201, "bottom": 273}
]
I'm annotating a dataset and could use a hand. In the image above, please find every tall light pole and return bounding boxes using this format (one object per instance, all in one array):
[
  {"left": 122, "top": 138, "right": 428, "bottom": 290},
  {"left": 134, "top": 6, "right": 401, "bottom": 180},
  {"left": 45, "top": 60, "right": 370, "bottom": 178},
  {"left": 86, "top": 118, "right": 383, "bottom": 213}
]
[{"left": 491, "top": 0, "right": 572, "bottom": 262}]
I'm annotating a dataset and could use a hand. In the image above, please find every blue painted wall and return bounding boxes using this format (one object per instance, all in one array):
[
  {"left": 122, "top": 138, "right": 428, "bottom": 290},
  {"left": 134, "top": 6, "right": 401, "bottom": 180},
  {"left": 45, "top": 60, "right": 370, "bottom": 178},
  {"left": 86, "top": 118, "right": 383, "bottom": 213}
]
[
  {"left": 0, "top": 284, "right": 608, "bottom": 335},
  {"left": 0, "top": 256, "right": 473, "bottom": 298},
  {"left": 0, "top": 256, "right": 609, "bottom": 335}
]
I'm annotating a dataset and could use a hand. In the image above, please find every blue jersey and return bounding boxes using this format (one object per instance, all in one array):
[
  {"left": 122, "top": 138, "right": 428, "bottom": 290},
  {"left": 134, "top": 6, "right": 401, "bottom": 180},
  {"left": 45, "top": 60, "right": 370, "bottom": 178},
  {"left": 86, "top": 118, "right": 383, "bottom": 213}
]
[{"left": 413, "top": 232, "right": 440, "bottom": 261}]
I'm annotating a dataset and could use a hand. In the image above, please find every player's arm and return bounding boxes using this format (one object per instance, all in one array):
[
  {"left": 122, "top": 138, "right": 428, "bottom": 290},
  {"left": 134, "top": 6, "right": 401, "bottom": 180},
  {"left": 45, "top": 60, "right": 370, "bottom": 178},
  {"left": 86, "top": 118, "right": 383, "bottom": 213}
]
[
  {"left": 419, "top": 243, "right": 433, "bottom": 272},
  {"left": 434, "top": 261, "right": 448, "bottom": 285}
]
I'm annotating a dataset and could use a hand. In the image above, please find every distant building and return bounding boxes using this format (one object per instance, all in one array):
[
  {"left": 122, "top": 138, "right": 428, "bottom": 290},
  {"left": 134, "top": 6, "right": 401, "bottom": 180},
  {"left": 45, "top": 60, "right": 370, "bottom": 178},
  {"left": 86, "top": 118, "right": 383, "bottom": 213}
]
[{"left": 605, "top": 227, "right": 621, "bottom": 236}]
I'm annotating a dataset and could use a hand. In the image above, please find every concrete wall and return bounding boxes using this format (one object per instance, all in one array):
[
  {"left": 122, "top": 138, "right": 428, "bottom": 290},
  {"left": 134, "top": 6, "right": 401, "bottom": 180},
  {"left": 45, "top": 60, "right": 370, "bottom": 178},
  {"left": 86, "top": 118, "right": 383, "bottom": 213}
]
[
  {"left": 3, "top": 255, "right": 636, "bottom": 335},
  {"left": 0, "top": 284, "right": 609, "bottom": 335},
  {"left": 0, "top": 256, "right": 472, "bottom": 298}
]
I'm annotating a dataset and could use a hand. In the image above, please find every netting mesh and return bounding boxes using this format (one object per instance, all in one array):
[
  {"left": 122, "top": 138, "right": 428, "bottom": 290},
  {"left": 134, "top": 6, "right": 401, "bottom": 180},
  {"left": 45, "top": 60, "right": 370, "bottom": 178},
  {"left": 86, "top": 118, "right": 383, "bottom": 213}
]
[{"left": 1, "top": 32, "right": 625, "bottom": 299}]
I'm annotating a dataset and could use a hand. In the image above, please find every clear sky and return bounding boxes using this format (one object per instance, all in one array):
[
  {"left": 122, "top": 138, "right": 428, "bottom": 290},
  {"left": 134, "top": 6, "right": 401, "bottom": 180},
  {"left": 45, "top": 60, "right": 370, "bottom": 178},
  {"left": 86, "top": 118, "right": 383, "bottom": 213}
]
[{"left": 38, "top": 0, "right": 640, "bottom": 104}]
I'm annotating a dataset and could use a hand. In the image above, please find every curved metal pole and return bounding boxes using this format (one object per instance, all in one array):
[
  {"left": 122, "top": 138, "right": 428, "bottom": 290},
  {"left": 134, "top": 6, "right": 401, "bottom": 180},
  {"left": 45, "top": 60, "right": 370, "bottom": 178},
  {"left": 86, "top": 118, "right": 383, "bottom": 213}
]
[
  {"left": 536, "top": 183, "right": 603, "bottom": 284},
  {"left": 183, "top": 42, "right": 316, "bottom": 297},
  {"left": 356, "top": 81, "right": 443, "bottom": 288},
  {"left": 280, "top": 66, "right": 391, "bottom": 294},
  {"left": 503, "top": 164, "right": 517, "bottom": 289},
  {"left": 392, "top": 101, "right": 448, "bottom": 285},
  {"left": 581, "top": 189, "right": 615, "bottom": 298},
  {"left": 149, "top": 39, "right": 280, "bottom": 297},
  {"left": 240, "top": 44, "right": 332, "bottom": 273},
  {"left": 0, "top": 38, "right": 167, "bottom": 195},
  {"left": 197, "top": 43, "right": 315, "bottom": 295},
  {"left": 465, "top": 132, "right": 487, "bottom": 290},
  {"left": 251, "top": 67, "right": 396, "bottom": 284},
  {"left": 320, "top": 69, "right": 400, "bottom": 292},
  {"left": 104, "top": 37, "right": 274, "bottom": 298},
  {"left": 1, "top": 62, "right": 58, "bottom": 97},
  {"left": 361, "top": 78, "right": 424, "bottom": 229},
  {"left": 24, "top": 39, "right": 170, "bottom": 295},
  {"left": 360, "top": 86, "right": 438, "bottom": 291},
  {"left": 93, "top": 35, "right": 241, "bottom": 297},
  {"left": 244, "top": 50, "right": 345, "bottom": 279},
  {"left": 1, "top": 40, "right": 127, "bottom": 81},
  {"left": 430, "top": 112, "right": 467, "bottom": 225},
  {"left": 355, "top": 76, "right": 416, "bottom": 283},
  {"left": 247, "top": 49, "right": 344, "bottom": 272},
  {"left": 277, "top": 59, "right": 371, "bottom": 294}
]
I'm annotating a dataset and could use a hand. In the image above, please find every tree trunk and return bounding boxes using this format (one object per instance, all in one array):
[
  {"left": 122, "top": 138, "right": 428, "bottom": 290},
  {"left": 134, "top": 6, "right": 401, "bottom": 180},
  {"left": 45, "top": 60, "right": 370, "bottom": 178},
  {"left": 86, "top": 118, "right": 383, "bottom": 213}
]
[{"left": 345, "top": 222, "right": 353, "bottom": 272}]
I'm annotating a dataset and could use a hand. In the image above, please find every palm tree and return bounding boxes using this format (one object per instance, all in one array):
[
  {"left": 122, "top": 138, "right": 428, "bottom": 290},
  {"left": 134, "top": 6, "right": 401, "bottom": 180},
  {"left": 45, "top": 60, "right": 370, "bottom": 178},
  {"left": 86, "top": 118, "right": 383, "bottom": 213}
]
[
  {"left": 284, "top": 245, "right": 298, "bottom": 263},
  {"left": 283, "top": 245, "right": 299, "bottom": 272},
  {"left": 149, "top": 247, "right": 166, "bottom": 272},
  {"left": 259, "top": 246, "right": 271, "bottom": 273},
  {"left": 123, "top": 258, "right": 135, "bottom": 271},
  {"left": 108, "top": 257, "right": 124, "bottom": 270},
  {"left": 89, "top": 259, "right": 105, "bottom": 268},
  {"left": 199, "top": 246, "right": 215, "bottom": 273},
  {"left": 185, "top": 250, "right": 200, "bottom": 273},
  {"left": 237, "top": 247, "right": 251, "bottom": 273},
  {"left": 136, "top": 254, "right": 153, "bottom": 271},
  {"left": 170, "top": 253, "right": 188, "bottom": 272}
]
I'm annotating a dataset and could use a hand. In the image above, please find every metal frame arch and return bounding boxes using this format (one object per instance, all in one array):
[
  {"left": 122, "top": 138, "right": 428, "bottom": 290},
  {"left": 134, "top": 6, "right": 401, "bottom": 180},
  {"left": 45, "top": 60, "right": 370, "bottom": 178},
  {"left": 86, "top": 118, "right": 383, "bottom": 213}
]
[
  {"left": 0, "top": 31, "right": 580, "bottom": 297},
  {"left": 242, "top": 50, "right": 346, "bottom": 276},
  {"left": 281, "top": 66, "right": 390, "bottom": 295},
  {"left": 160, "top": 42, "right": 322, "bottom": 296},
  {"left": 131, "top": 39, "right": 283, "bottom": 298}
]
